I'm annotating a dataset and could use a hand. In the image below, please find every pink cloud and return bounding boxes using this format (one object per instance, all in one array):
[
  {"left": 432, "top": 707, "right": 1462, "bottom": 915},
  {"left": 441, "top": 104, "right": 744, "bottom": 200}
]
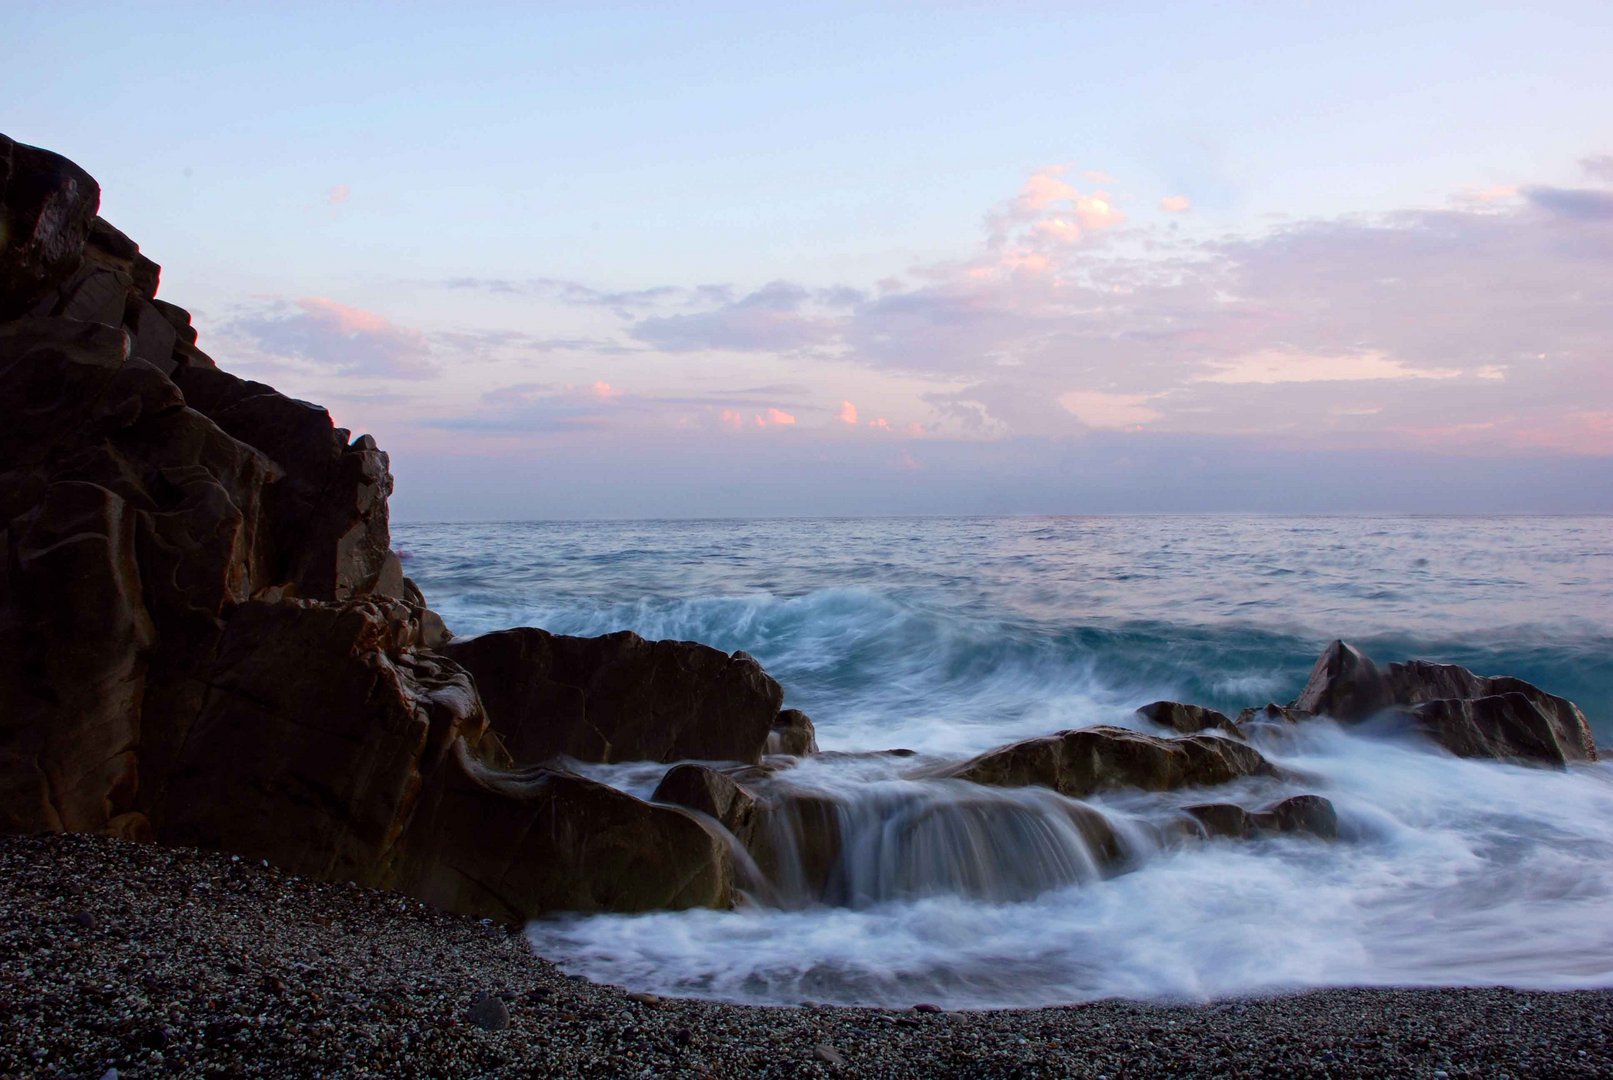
[
  {"left": 327, "top": 183, "right": 351, "bottom": 206},
  {"left": 765, "top": 407, "right": 797, "bottom": 426},
  {"left": 592, "top": 380, "right": 621, "bottom": 400},
  {"left": 838, "top": 400, "right": 859, "bottom": 424},
  {"left": 1159, "top": 195, "right": 1191, "bottom": 213},
  {"left": 297, "top": 296, "right": 389, "bottom": 334},
  {"left": 720, "top": 409, "right": 744, "bottom": 429},
  {"left": 868, "top": 417, "right": 891, "bottom": 430}
]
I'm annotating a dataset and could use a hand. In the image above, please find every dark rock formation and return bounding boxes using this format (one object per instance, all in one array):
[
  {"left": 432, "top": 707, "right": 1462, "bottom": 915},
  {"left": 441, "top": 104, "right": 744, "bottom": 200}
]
[
  {"left": 767, "top": 709, "right": 819, "bottom": 756},
  {"left": 1137, "top": 701, "right": 1239, "bottom": 736},
  {"left": 159, "top": 598, "right": 486, "bottom": 882},
  {"left": 0, "top": 134, "right": 742, "bottom": 919},
  {"left": 396, "top": 746, "right": 735, "bottom": 919},
  {"left": 1, "top": 134, "right": 101, "bottom": 319},
  {"left": 652, "top": 763, "right": 760, "bottom": 846},
  {"left": 1287, "top": 641, "right": 1595, "bottom": 765},
  {"left": 944, "top": 726, "right": 1274, "bottom": 798},
  {"left": 1292, "top": 640, "right": 1392, "bottom": 721},
  {"left": 1185, "top": 795, "right": 1339, "bottom": 841},
  {"left": 440, "top": 627, "right": 784, "bottom": 765},
  {"left": 747, "top": 789, "right": 845, "bottom": 901},
  {"left": 1406, "top": 694, "right": 1595, "bottom": 767}
]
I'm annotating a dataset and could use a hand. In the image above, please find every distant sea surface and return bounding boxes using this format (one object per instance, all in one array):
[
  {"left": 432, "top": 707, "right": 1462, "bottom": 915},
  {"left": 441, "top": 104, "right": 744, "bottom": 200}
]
[{"left": 393, "top": 515, "right": 1613, "bottom": 1008}]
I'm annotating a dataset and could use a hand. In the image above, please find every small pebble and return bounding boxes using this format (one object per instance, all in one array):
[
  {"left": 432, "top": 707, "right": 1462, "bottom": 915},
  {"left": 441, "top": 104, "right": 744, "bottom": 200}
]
[
  {"left": 468, "top": 993, "right": 510, "bottom": 1032},
  {"left": 814, "top": 1043, "right": 846, "bottom": 1067}
]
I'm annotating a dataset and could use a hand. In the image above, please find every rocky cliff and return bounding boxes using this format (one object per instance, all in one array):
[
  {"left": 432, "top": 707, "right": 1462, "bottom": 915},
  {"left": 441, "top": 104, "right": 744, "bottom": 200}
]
[{"left": 0, "top": 133, "right": 800, "bottom": 921}]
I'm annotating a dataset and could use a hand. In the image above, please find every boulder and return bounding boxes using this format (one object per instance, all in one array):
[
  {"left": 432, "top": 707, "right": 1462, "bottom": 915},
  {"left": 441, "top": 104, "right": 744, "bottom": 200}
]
[
  {"left": 944, "top": 725, "right": 1274, "bottom": 799},
  {"left": 1407, "top": 694, "right": 1595, "bottom": 766},
  {"left": 0, "top": 135, "right": 101, "bottom": 318},
  {"left": 767, "top": 708, "right": 819, "bottom": 756},
  {"left": 1292, "top": 640, "right": 1392, "bottom": 720},
  {"left": 1185, "top": 794, "right": 1338, "bottom": 840},
  {"left": 441, "top": 627, "right": 784, "bottom": 765},
  {"left": 396, "top": 745, "right": 735, "bottom": 919},
  {"left": 1280, "top": 643, "right": 1596, "bottom": 765},
  {"left": 652, "top": 763, "right": 759, "bottom": 845},
  {"left": 1136, "top": 701, "right": 1239, "bottom": 736}
]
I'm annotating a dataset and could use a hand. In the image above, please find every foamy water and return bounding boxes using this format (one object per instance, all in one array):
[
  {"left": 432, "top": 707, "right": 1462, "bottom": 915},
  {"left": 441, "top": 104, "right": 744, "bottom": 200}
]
[{"left": 394, "top": 515, "right": 1613, "bottom": 1008}]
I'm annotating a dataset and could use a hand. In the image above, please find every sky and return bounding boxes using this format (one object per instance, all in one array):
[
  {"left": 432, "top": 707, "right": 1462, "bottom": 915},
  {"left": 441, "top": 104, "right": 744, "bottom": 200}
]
[{"left": 4, "top": 1, "right": 1612, "bottom": 518}]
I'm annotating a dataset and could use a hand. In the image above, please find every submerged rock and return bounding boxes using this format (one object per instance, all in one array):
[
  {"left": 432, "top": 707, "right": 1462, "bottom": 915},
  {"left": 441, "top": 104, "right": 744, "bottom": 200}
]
[
  {"left": 441, "top": 627, "right": 785, "bottom": 765},
  {"left": 1137, "top": 701, "right": 1240, "bottom": 737},
  {"left": 1185, "top": 795, "right": 1339, "bottom": 841},
  {"left": 944, "top": 726, "right": 1274, "bottom": 799}
]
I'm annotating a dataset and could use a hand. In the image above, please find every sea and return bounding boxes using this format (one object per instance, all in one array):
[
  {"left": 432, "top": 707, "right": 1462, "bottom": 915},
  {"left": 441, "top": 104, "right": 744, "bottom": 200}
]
[{"left": 392, "top": 515, "right": 1613, "bottom": 1009}]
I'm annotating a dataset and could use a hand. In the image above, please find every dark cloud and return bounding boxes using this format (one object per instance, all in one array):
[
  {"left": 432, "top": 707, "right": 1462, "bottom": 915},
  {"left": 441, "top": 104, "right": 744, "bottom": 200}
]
[
  {"left": 630, "top": 280, "right": 838, "bottom": 352},
  {"left": 1523, "top": 186, "right": 1613, "bottom": 220}
]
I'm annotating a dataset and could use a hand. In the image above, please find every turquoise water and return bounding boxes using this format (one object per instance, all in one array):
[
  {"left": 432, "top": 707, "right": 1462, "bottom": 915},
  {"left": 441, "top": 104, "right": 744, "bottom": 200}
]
[{"left": 394, "top": 515, "right": 1613, "bottom": 1007}]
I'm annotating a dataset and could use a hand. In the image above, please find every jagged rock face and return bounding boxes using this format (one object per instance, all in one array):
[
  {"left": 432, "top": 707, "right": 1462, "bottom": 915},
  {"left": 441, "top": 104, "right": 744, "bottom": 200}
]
[
  {"left": 0, "top": 133, "right": 747, "bottom": 921},
  {"left": 172, "top": 366, "right": 397, "bottom": 600},
  {"left": 0, "top": 480, "right": 153, "bottom": 833},
  {"left": 1185, "top": 795, "right": 1339, "bottom": 841},
  {"left": 1137, "top": 701, "right": 1239, "bottom": 737},
  {"left": 0, "top": 135, "right": 101, "bottom": 319},
  {"left": 1287, "top": 642, "right": 1596, "bottom": 765},
  {"left": 441, "top": 627, "right": 785, "bottom": 765},
  {"left": 160, "top": 599, "right": 486, "bottom": 882},
  {"left": 1293, "top": 640, "right": 1393, "bottom": 721},
  {"left": 944, "top": 726, "right": 1274, "bottom": 798}
]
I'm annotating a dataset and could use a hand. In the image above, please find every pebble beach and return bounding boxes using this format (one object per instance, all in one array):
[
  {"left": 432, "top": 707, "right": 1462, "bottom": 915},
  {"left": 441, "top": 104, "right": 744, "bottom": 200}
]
[{"left": 3, "top": 833, "right": 1609, "bottom": 1079}]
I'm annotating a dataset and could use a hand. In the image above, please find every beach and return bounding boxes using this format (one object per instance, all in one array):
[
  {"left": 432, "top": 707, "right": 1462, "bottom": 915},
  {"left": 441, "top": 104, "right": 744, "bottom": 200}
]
[{"left": 5, "top": 833, "right": 1609, "bottom": 1079}]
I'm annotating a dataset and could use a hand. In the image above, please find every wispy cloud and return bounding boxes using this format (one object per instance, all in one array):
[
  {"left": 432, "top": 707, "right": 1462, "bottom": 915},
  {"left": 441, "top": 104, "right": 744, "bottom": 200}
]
[{"left": 220, "top": 297, "right": 437, "bottom": 379}]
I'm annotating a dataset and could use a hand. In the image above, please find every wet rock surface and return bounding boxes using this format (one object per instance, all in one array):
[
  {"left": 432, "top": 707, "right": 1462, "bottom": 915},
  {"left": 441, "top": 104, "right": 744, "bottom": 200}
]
[
  {"left": 946, "top": 725, "right": 1275, "bottom": 798},
  {"left": 1289, "top": 641, "right": 1596, "bottom": 764},
  {"left": 4, "top": 833, "right": 1610, "bottom": 1080},
  {"left": 1137, "top": 701, "right": 1240, "bottom": 737},
  {"left": 442, "top": 626, "right": 786, "bottom": 765},
  {"left": 1185, "top": 795, "right": 1340, "bottom": 841}
]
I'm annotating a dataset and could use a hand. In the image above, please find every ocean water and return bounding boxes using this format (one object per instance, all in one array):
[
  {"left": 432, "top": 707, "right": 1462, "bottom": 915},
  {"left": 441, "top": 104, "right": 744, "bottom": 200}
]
[{"left": 393, "top": 515, "right": 1613, "bottom": 1008}]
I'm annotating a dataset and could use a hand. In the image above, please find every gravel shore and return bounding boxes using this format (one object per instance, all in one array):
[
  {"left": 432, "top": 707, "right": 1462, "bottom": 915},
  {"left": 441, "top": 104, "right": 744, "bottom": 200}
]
[{"left": 2, "top": 833, "right": 1608, "bottom": 1079}]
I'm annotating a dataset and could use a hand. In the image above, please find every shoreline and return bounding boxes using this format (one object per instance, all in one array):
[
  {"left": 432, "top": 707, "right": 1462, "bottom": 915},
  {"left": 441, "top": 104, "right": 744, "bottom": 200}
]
[{"left": 4, "top": 834, "right": 1608, "bottom": 1078}]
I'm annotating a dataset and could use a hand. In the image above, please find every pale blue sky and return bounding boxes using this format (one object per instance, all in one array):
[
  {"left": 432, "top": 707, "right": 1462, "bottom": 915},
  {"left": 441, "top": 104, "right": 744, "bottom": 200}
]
[{"left": 5, "top": 2, "right": 1611, "bottom": 517}]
